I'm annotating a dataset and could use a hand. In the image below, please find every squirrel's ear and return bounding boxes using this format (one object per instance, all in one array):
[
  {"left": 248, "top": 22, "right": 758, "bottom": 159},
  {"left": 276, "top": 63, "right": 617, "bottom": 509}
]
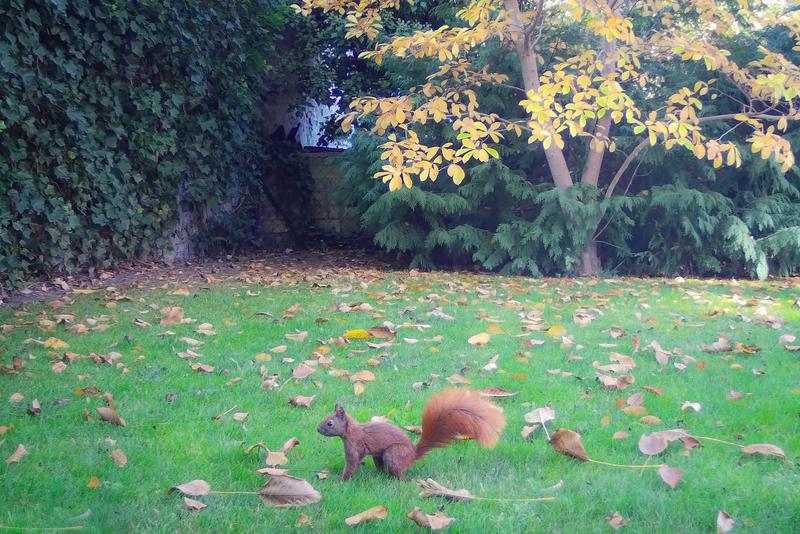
[{"left": 334, "top": 403, "right": 345, "bottom": 416}]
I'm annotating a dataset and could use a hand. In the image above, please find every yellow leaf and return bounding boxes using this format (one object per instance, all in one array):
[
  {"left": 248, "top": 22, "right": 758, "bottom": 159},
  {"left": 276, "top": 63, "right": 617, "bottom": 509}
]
[
  {"left": 353, "top": 381, "right": 365, "bottom": 396},
  {"left": 547, "top": 325, "right": 566, "bottom": 336},
  {"left": 447, "top": 164, "right": 465, "bottom": 185},
  {"left": 87, "top": 476, "right": 100, "bottom": 489},
  {"left": 344, "top": 329, "right": 372, "bottom": 340},
  {"left": 43, "top": 337, "right": 68, "bottom": 349}
]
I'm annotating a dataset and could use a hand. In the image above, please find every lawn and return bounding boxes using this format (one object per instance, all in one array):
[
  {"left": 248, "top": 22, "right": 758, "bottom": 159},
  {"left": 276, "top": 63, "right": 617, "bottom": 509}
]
[{"left": 1, "top": 266, "right": 799, "bottom": 533}]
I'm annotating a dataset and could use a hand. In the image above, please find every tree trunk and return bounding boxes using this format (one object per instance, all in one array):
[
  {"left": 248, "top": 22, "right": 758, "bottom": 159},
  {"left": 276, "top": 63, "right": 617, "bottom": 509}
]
[{"left": 579, "top": 239, "right": 601, "bottom": 276}]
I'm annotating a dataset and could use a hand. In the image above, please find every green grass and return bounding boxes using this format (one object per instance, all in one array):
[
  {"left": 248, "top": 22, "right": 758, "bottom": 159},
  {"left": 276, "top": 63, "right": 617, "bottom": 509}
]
[{"left": 1, "top": 273, "right": 799, "bottom": 533}]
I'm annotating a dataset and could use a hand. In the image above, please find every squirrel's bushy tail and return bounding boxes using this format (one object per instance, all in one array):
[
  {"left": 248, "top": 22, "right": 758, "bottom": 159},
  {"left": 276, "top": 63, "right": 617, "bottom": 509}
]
[{"left": 415, "top": 389, "right": 507, "bottom": 459}]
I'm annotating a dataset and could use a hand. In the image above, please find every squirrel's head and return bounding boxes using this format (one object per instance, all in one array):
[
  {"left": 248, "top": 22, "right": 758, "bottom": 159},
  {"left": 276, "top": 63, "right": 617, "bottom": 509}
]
[{"left": 317, "top": 403, "right": 348, "bottom": 437}]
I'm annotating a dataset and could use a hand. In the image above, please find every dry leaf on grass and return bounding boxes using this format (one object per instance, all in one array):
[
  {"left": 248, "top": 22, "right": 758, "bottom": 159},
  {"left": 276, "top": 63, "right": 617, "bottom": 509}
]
[
  {"left": 727, "top": 390, "right": 743, "bottom": 401},
  {"left": 700, "top": 337, "right": 732, "bottom": 353},
  {"left": 740, "top": 443, "right": 785, "bottom": 459},
  {"left": 286, "top": 331, "right": 309, "bottom": 342},
  {"left": 481, "top": 355, "right": 499, "bottom": 372},
  {"left": 479, "top": 387, "right": 517, "bottom": 398},
  {"left": 407, "top": 507, "right": 453, "bottom": 530},
  {"left": 190, "top": 363, "right": 215, "bottom": 373},
  {"left": 96, "top": 406, "right": 126, "bottom": 427},
  {"left": 446, "top": 374, "right": 471, "bottom": 385},
  {"left": 596, "top": 374, "right": 635, "bottom": 390},
  {"left": 658, "top": 465, "right": 684, "bottom": 489},
  {"left": 258, "top": 475, "right": 321, "bottom": 508},
  {"left": 468, "top": 332, "right": 491, "bottom": 346},
  {"left": 638, "top": 434, "right": 668, "bottom": 456},
  {"left": 160, "top": 307, "right": 184, "bottom": 327},
  {"left": 416, "top": 479, "right": 474, "bottom": 501},
  {"left": 289, "top": 395, "right": 315, "bottom": 408},
  {"left": 717, "top": 511, "right": 735, "bottom": 533},
  {"left": 232, "top": 412, "right": 249, "bottom": 422},
  {"left": 293, "top": 363, "right": 315, "bottom": 379},
  {"left": 351, "top": 370, "right": 375, "bottom": 382},
  {"left": 184, "top": 497, "right": 206, "bottom": 511},
  {"left": 524, "top": 406, "right": 556, "bottom": 425},
  {"left": 52, "top": 361, "right": 68, "bottom": 373},
  {"left": 257, "top": 467, "right": 290, "bottom": 477},
  {"left": 196, "top": 323, "right": 217, "bottom": 336},
  {"left": 605, "top": 511, "right": 626, "bottom": 530},
  {"left": 345, "top": 505, "right": 389, "bottom": 526},
  {"left": 640, "top": 415, "right": 663, "bottom": 425},
  {"left": 549, "top": 428, "right": 589, "bottom": 462},
  {"left": 168, "top": 479, "right": 211, "bottom": 496},
  {"left": 5, "top": 444, "right": 27, "bottom": 464},
  {"left": 110, "top": 449, "right": 128, "bottom": 467},
  {"left": 87, "top": 476, "right": 100, "bottom": 489}
]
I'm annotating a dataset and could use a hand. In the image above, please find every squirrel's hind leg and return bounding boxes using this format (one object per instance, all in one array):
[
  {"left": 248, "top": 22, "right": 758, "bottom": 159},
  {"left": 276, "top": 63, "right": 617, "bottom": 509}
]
[
  {"left": 383, "top": 445, "right": 415, "bottom": 479},
  {"left": 372, "top": 455, "right": 385, "bottom": 471}
]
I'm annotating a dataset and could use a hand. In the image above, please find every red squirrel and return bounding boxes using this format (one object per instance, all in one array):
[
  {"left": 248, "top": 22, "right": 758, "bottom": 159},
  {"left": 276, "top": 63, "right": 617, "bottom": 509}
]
[{"left": 317, "top": 388, "right": 507, "bottom": 480}]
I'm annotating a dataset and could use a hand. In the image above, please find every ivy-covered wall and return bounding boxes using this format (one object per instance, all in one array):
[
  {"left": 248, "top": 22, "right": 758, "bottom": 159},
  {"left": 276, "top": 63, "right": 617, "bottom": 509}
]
[{"left": 0, "top": 0, "right": 324, "bottom": 288}]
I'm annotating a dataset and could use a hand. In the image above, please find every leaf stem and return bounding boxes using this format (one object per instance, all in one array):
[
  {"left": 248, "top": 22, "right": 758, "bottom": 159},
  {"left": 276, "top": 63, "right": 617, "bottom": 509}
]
[
  {"left": 694, "top": 436, "right": 743, "bottom": 448},
  {"left": 0, "top": 527, "right": 83, "bottom": 532},
  {"left": 471, "top": 496, "right": 557, "bottom": 503},
  {"left": 588, "top": 459, "right": 664, "bottom": 469}
]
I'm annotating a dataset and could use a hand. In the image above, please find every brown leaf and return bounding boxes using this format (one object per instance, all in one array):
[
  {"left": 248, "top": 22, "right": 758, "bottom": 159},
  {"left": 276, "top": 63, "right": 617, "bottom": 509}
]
[
  {"left": 446, "top": 374, "right": 471, "bottom": 385},
  {"left": 258, "top": 475, "right": 321, "bottom": 508},
  {"left": 549, "top": 428, "right": 589, "bottom": 462},
  {"left": 622, "top": 405, "right": 648, "bottom": 418},
  {"left": 596, "top": 374, "right": 635, "bottom": 390},
  {"left": 717, "top": 511, "right": 735, "bottom": 534},
  {"left": 467, "top": 332, "right": 490, "bottom": 346},
  {"left": 257, "top": 467, "right": 290, "bottom": 477},
  {"left": 658, "top": 465, "right": 684, "bottom": 489},
  {"left": 416, "top": 478, "right": 474, "bottom": 501},
  {"left": 109, "top": 449, "right": 128, "bottom": 467},
  {"left": 407, "top": 507, "right": 454, "bottom": 530},
  {"left": 740, "top": 443, "right": 786, "bottom": 459},
  {"left": 612, "top": 431, "right": 629, "bottom": 440},
  {"left": 196, "top": 323, "right": 217, "bottom": 336},
  {"left": 727, "top": 390, "right": 743, "bottom": 401},
  {"left": 87, "top": 476, "right": 101, "bottom": 489},
  {"left": 351, "top": 370, "right": 375, "bottom": 382},
  {"left": 293, "top": 363, "right": 315, "bottom": 379},
  {"left": 289, "top": 395, "right": 315, "bottom": 408},
  {"left": 184, "top": 497, "right": 207, "bottom": 511},
  {"left": 169, "top": 479, "right": 211, "bottom": 496},
  {"left": 642, "top": 385, "right": 663, "bottom": 396},
  {"left": 96, "top": 406, "right": 126, "bottom": 427},
  {"left": 524, "top": 406, "right": 556, "bottom": 425},
  {"left": 160, "top": 307, "right": 184, "bottom": 326},
  {"left": 345, "top": 505, "right": 389, "bottom": 526},
  {"left": 639, "top": 415, "right": 663, "bottom": 425},
  {"left": 368, "top": 326, "right": 395, "bottom": 339},
  {"left": 479, "top": 387, "right": 518, "bottom": 398},
  {"left": 285, "top": 331, "right": 309, "bottom": 342},
  {"left": 190, "top": 363, "right": 215, "bottom": 373},
  {"left": 232, "top": 412, "right": 249, "bottom": 422},
  {"left": 280, "top": 437, "right": 300, "bottom": 453},
  {"left": 9, "top": 392, "right": 24, "bottom": 402},
  {"left": 700, "top": 336, "right": 732, "bottom": 353},
  {"left": 5, "top": 444, "right": 27, "bottom": 464},
  {"left": 638, "top": 434, "right": 668, "bottom": 456},
  {"left": 295, "top": 513, "right": 310, "bottom": 527},
  {"left": 605, "top": 511, "right": 626, "bottom": 530}
]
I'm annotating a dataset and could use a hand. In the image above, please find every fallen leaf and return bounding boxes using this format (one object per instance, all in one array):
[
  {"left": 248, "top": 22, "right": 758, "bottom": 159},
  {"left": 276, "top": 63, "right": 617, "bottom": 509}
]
[
  {"left": 605, "top": 511, "right": 626, "bottom": 530},
  {"left": 293, "top": 363, "right": 315, "bottom": 379},
  {"left": 295, "top": 513, "right": 309, "bottom": 527},
  {"left": 481, "top": 355, "right": 499, "bottom": 372},
  {"left": 96, "top": 406, "right": 126, "bottom": 427},
  {"left": 233, "top": 412, "right": 249, "bottom": 422},
  {"left": 9, "top": 392, "right": 24, "bottom": 402},
  {"left": 289, "top": 395, "right": 315, "bottom": 408},
  {"left": 547, "top": 325, "right": 566, "bottom": 336},
  {"left": 27, "top": 399, "right": 41, "bottom": 417},
  {"left": 717, "top": 511, "right": 735, "bottom": 534},
  {"left": 700, "top": 337, "right": 732, "bottom": 353},
  {"left": 479, "top": 387, "right": 517, "bottom": 398},
  {"left": 196, "top": 323, "right": 217, "bottom": 336},
  {"left": 643, "top": 386, "right": 663, "bottom": 396},
  {"left": 5, "top": 444, "right": 27, "bottom": 464},
  {"left": 160, "top": 307, "right": 184, "bottom": 327},
  {"left": 110, "top": 449, "right": 128, "bottom": 467},
  {"left": 43, "top": 337, "right": 69, "bottom": 349},
  {"left": 368, "top": 326, "right": 395, "bottom": 339},
  {"left": 638, "top": 434, "right": 668, "bottom": 455},
  {"left": 184, "top": 497, "right": 206, "bottom": 511},
  {"left": 169, "top": 479, "right": 211, "bottom": 496},
  {"left": 353, "top": 381, "right": 365, "bottom": 396},
  {"left": 52, "top": 361, "right": 68, "bottom": 373},
  {"left": 345, "top": 505, "right": 389, "bottom": 526},
  {"left": 286, "top": 331, "right": 309, "bottom": 342},
  {"left": 612, "top": 431, "right": 629, "bottom": 440},
  {"left": 622, "top": 406, "right": 648, "bottom": 418},
  {"left": 740, "top": 443, "right": 786, "bottom": 459},
  {"left": 344, "top": 329, "right": 372, "bottom": 340},
  {"left": 132, "top": 317, "right": 150, "bottom": 328},
  {"left": 521, "top": 425, "right": 540, "bottom": 438},
  {"left": 446, "top": 374, "right": 471, "bottom": 385},
  {"left": 257, "top": 467, "right": 290, "bottom": 477},
  {"left": 467, "top": 332, "right": 491, "bottom": 346},
  {"left": 549, "top": 428, "right": 589, "bottom": 462},
  {"left": 681, "top": 401, "right": 702, "bottom": 412},
  {"left": 658, "top": 465, "right": 684, "bottom": 489},
  {"left": 407, "top": 507, "right": 453, "bottom": 530},
  {"left": 258, "top": 475, "right": 321, "bottom": 508},
  {"left": 639, "top": 415, "right": 663, "bottom": 425},
  {"left": 524, "top": 406, "right": 556, "bottom": 425},
  {"left": 87, "top": 476, "right": 101, "bottom": 489},
  {"left": 190, "top": 363, "right": 215, "bottom": 373},
  {"left": 626, "top": 392, "right": 644, "bottom": 406},
  {"left": 352, "top": 370, "right": 375, "bottom": 382},
  {"left": 727, "top": 390, "right": 743, "bottom": 401}
]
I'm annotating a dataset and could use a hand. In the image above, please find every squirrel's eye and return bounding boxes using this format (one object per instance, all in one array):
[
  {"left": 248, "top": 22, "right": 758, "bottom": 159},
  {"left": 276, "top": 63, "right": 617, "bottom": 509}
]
[{"left": 327, "top": 421, "right": 333, "bottom": 426}]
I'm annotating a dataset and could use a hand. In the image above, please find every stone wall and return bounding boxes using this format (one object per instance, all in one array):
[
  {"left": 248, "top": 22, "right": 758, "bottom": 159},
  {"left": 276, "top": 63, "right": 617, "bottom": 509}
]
[{"left": 259, "top": 150, "right": 358, "bottom": 247}]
